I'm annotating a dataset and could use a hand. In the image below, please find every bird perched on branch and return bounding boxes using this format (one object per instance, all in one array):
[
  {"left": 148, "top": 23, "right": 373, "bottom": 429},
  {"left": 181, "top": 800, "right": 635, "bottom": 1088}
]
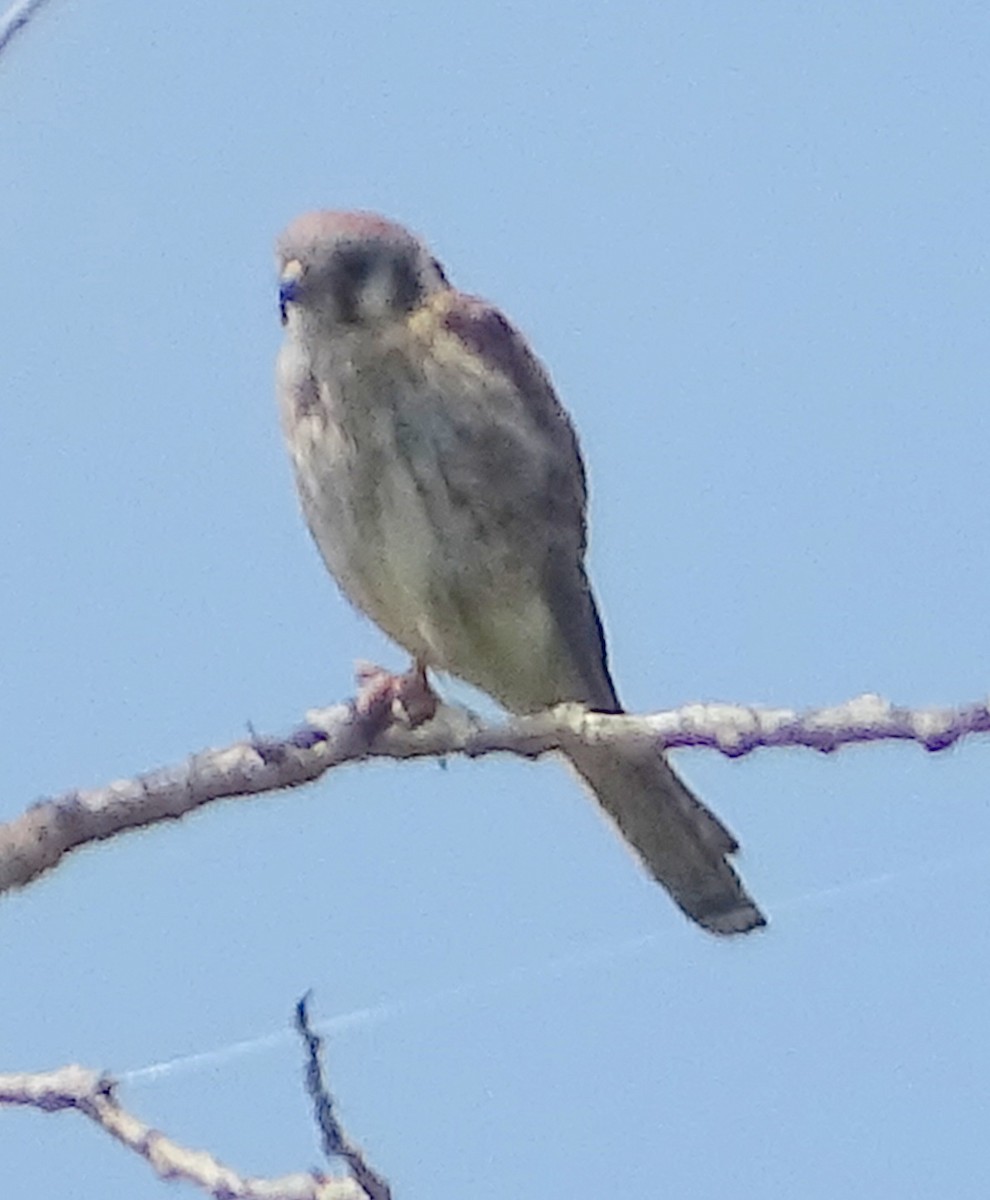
[{"left": 275, "top": 210, "right": 765, "bottom": 935}]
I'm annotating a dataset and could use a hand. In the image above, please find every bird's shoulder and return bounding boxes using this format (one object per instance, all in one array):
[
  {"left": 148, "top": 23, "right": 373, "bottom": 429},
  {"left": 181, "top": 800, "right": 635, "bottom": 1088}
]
[{"left": 415, "top": 289, "right": 583, "bottom": 458}]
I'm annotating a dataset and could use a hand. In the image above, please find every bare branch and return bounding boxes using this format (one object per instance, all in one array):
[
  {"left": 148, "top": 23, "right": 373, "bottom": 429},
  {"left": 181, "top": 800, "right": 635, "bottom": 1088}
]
[
  {"left": 296, "top": 995, "right": 392, "bottom": 1200},
  {"left": 0, "top": 0, "right": 53, "bottom": 58},
  {"left": 0, "top": 1066, "right": 365, "bottom": 1200},
  {"left": 2, "top": 691, "right": 986, "bottom": 897}
]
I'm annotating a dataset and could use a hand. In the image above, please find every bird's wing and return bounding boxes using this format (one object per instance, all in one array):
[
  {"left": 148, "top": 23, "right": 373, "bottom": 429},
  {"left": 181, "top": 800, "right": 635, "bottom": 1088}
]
[{"left": 414, "top": 290, "right": 620, "bottom": 712}]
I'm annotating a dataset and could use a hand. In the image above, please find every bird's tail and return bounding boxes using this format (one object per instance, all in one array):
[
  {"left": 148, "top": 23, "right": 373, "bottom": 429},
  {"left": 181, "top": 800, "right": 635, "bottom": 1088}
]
[{"left": 564, "top": 739, "right": 766, "bottom": 935}]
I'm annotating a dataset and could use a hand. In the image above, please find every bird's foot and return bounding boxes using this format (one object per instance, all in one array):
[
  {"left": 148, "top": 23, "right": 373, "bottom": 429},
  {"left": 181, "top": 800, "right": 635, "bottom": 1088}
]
[{"left": 354, "top": 659, "right": 439, "bottom": 730}]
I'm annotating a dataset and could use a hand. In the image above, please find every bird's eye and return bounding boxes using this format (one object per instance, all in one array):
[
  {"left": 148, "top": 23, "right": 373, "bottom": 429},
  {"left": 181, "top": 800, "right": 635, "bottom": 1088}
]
[{"left": 339, "top": 248, "right": 374, "bottom": 286}]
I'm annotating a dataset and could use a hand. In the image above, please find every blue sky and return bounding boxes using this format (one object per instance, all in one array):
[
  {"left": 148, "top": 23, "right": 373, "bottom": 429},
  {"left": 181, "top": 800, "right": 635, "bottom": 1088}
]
[{"left": 2, "top": 2, "right": 989, "bottom": 1197}]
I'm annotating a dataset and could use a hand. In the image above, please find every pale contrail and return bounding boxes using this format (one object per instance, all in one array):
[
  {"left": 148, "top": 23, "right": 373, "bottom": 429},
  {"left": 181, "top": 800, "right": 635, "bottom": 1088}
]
[
  {"left": 117, "top": 845, "right": 988, "bottom": 1088},
  {"left": 118, "top": 935, "right": 661, "bottom": 1087},
  {"left": 120, "top": 1003, "right": 400, "bottom": 1085}
]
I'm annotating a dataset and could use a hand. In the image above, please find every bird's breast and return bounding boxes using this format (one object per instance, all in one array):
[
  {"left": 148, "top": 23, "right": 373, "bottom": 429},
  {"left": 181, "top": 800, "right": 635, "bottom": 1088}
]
[{"left": 278, "top": 325, "right": 579, "bottom": 707}]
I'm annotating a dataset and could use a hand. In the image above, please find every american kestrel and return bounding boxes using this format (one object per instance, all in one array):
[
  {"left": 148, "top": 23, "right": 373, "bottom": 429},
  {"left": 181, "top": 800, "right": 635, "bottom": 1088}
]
[{"left": 275, "top": 210, "right": 765, "bottom": 935}]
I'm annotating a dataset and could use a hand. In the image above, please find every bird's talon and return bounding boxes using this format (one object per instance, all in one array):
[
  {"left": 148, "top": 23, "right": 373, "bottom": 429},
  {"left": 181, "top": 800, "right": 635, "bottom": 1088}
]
[{"left": 353, "top": 660, "right": 437, "bottom": 728}]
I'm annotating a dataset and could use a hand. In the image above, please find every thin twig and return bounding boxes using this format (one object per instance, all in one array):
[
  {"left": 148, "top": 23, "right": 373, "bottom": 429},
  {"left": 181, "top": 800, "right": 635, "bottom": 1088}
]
[
  {"left": 296, "top": 995, "right": 392, "bottom": 1200},
  {"left": 0, "top": 1065, "right": 365, "bottom": 1199},
  {"left": 0, "top": 0, "right": 52, "bottom": 58}
]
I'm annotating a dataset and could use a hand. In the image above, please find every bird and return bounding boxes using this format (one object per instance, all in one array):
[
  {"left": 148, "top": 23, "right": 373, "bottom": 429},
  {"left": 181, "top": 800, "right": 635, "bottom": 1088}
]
[{"left": 275, "top": 210, "right": 765, "bottom": 935}]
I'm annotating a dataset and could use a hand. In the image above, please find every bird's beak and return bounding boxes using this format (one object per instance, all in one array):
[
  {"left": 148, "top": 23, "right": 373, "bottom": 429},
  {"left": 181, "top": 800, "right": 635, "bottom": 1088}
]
[{"left": 278, "top": 259, "right": 304, "bottom": 323}]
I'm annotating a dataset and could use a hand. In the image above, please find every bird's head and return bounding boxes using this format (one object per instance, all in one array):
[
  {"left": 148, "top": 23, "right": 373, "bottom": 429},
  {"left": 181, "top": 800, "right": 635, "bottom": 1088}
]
[{"left": 276, "top": 211, "right": 449, "bottom": 329}]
